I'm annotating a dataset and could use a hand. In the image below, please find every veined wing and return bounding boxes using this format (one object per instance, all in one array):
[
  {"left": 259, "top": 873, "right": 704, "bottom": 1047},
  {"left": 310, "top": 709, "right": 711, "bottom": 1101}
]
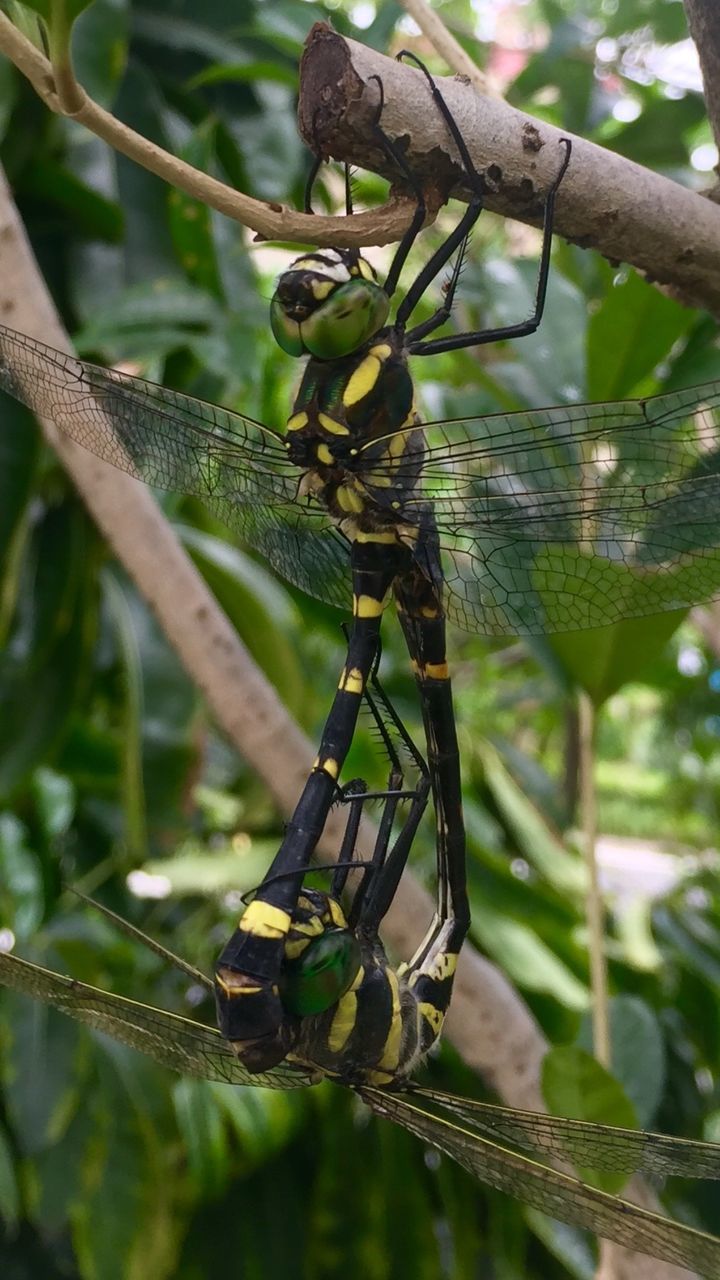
[
  {"left": 366, "top": 382, "right": 720, "bottom": 635},
  {"left": 0, "top": 325, "right": 352, "bottom": 611},
  {"left": 407, "top": 1085, "right": 720, "bottom": 1180},
  {"left": 0, "top": 949, "right": 315, "bottom": 1091},
  {"left": 362, "top": 1088, "right": 720, "bottom": 1275}
]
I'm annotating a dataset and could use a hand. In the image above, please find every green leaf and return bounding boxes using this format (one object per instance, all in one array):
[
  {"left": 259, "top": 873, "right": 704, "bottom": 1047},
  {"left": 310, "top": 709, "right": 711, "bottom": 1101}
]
[
  {"left": 542, "top": 1045, "right": 638, "bottom": 1193},
  {"left": 21, "top": 159, "right": 124, "bottom": 242},
  {"left": 478, "top": 742, "right": 586, "bottom": 893},
  {"left": 471, "top": 900, "right": 590, "bottom": 1009},
  {"left": 173, "top": 1078, "right": 229, "bottom": 1197},
  {"left": 13, "top": 0, "right": 95, "bottom": 22},
  {"left": 577, "top": 996, "right": 665, "bottom": 1129},
  {"left": 179, "top": 525, "right": 305, "bottom": 717},
  {"left": 587, "top": 269, "right": 695, "bottom": 401},
  {"left": 548, "top": 607, "right": 686, "bottom": 705},
  {"left": 168, "top": 123, "right": 224, "bottom": 298},
  {"left": 0, "top": 507, "right": 95, "bottom": 796},
  {"left": 0, "top": 813, "right": 43, "bottom": 939},
  {"left": 31, "top": 767, "right": 76, "bottom": 841},
  {"left": 0, "top": 1122, "right": 19, "bottom": 1230},
  {"left": 3, "top": 995, "right": 82, "bottom": 1155}
]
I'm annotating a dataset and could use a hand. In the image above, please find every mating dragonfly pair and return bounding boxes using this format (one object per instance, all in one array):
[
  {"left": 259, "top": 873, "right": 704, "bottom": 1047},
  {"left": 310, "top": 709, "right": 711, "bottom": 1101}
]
[{"left": 1, "top": 49, "right": 720, "bottom": 1272}]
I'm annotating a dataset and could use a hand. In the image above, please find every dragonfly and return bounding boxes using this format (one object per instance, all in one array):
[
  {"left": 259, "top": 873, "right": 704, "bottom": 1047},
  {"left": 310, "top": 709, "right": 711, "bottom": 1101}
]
[
  {"left": 1, "top": 674, "right": 719, "bottom": 1274},
  {"left": 1, "top": 47, "right": 719, "bottom": 1069},
  {"left": 0, "top": 52, "right": 570, "bottom": 1071}
]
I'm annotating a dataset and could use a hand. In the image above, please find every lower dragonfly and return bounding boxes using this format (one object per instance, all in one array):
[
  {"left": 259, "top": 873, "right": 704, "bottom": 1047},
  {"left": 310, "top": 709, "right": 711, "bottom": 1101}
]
[{"left": 1, "top": 676, "right": 719, "bottom": 1275}]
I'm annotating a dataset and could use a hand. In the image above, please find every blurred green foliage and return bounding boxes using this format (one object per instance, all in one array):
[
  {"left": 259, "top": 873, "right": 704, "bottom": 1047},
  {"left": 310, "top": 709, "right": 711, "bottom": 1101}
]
[{"left": 0, "top": 0, "right": 719, "bottom": 1277}]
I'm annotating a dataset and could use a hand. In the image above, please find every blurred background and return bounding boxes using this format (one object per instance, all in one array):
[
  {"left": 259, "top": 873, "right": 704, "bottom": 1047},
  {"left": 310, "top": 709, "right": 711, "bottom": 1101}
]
[{"left": 0, "top": 1, "right": 719, "bottom": 1276}]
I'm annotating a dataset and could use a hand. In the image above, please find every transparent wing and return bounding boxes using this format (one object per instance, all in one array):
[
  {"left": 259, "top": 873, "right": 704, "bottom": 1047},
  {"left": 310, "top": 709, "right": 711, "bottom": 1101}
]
[
  {"left": 6, "top": 323, "right": 720, "bottom": 635},
  {"left": 0, "top": 325, "right": 351, "bottom": 610},
  {"left": 362, "top": 1088, "right": 720, "bottom": 1275},
  {"left": 408, "top": 1086, "right": 720, "bottom": 1180},
  {"left": 0, "top": 949, "right": 315, "bottom": 1091},
  {"left": 375, "top": 384, "right": 720, "bottom": 634}
]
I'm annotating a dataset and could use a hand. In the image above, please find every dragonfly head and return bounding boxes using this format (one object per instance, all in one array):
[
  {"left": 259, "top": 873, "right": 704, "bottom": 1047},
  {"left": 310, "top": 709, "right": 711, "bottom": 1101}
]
[
  {"left": 270, "top": 248, "right": 389, "bottom": 360},
  {"left": 279, "top": 889, "right": 362, "bottom": 1017},
  {"left": 215, "top": 889, "right": 362, "bottom": 1072}
]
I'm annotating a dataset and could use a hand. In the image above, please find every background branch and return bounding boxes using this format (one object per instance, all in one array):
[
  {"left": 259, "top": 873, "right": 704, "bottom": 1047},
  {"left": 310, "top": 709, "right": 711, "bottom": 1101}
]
[
  {"left": 299, "top": 23, "right": 720, "bottom": 318},
  {"left": 683, "top": 0, "right": 720, "bottom": 191}
]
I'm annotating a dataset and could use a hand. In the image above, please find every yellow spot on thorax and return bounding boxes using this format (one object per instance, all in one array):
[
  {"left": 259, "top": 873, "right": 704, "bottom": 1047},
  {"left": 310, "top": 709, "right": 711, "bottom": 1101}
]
[
  {"left": 287, "top": 411, "right": 308, "bottom": 432},
  {"left": 344, "top": 355, "right": 382, "bottom": 408},
  {"left": 328, "top": 898, "right": 348, "bottom": 929},
  {"left": 318, "top": 413, "right": 350, "bottom": 436},
  {"left": 316, "top": 443, "right": 333, "bottom": 465},
  {"left": 354, "top": 530, "right": 399, "bottom": 545},
  {"left": 336, "top": 484, "right": 364, "bottom": 514},
  {"left": 327, "top": 965, "right": 364, "bottom": 1053},
  {"left": 366, "top": 1068, "right": 395, "bottom": 1085},
  {"left": 343, "top": 340, "right": 393, "bottom": 409}
]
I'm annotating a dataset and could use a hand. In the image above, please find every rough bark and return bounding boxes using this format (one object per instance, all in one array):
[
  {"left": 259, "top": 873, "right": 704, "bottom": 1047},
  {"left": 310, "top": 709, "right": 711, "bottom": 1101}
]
[{"left": 299, "top": 23, "right": 720, "bottom": 318}]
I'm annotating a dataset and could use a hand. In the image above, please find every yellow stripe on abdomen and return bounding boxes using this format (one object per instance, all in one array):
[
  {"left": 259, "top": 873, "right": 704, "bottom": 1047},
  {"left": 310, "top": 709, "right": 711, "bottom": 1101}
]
[{"left": 238, "top": 900, "right": 292, "bottom": 939}]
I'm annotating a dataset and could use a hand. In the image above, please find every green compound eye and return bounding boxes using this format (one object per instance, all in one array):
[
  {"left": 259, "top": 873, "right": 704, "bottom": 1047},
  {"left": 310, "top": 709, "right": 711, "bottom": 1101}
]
[
  {"left": 300, "top": 280, "right": 389, "bottom": 359},
  {"left": 270, "top": 279, "right": 389, "bottom": 360},
  {"left": 280, "top": 929, "right": 361, "bottom": 1016},
  {"left": 270, "top": 298, "right": 305, "bottom": 356}
]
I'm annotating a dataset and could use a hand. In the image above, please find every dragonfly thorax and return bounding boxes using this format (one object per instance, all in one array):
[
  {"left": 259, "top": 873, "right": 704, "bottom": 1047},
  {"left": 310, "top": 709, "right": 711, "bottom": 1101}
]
[{"left": 270, "top": 248, "right": 389, "bottom": 360}]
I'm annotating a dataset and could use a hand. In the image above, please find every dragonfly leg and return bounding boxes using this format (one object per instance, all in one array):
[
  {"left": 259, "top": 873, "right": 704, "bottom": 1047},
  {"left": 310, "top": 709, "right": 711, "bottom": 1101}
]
[
  {"left": 407, "top": 137, "right": 572, "bottom": 357},
  {"left": 214, "top": 540, "right": 406, "bottom": 1070},
  {"left": 392, "top": 53, "right": 486, "bottom": 330},
  {"left": 345, "top": 670, "right": 431, "bottom": 931}
]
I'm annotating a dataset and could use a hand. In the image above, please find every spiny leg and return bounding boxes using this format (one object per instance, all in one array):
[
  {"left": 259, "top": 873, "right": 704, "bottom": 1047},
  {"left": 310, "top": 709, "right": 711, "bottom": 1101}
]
[
  {"left": 366, "top": 70, "right": 428, "bottom": 301},
  {"left": 214, "top": 539, "right": 405, "bottom": 1068},
  {"left": 393, "top": 50, "right": 487, "bottom": 333},
  {"left": 407, "top": 136, "right": 571, "bottom": 356},
  {"left": 352, "top": 673, "right": 431, "bottom": 936},
  {"left": 346, "top": 666, "right": 430, "bottom": 931}
]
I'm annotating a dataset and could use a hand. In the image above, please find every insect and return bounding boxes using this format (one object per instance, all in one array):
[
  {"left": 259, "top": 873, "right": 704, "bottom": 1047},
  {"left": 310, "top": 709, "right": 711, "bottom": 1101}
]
[
  {"left": 1, "top": 676, "right": 719, "bottom": 1273},
  {"left": 0, "top": 55, "right": 572, "bottom": 1067},
  {"left": 2, "top": 50, "right": 718, "bottom": 1071}
]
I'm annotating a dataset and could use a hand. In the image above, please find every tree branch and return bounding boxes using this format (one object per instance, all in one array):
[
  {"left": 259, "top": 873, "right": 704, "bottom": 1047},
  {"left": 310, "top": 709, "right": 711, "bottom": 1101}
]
[
  {"left": 684, "top": 0, "right": 720, "bottom": 187},
  {"left": 298, "top": 23, "right": 720, "bottom": 318},
  {"left": 0, "top": 10, "right": 421, "bottom": 249}
]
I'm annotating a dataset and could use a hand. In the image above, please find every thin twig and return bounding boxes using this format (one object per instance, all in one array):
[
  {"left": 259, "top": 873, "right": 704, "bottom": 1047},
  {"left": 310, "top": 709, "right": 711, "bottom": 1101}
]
[
  {"left": 579, "top": 692, "right": 610, "bottom": 1069},
  {"left": 397, "top": 0, "right": 495, "bottom": 95},
  {"left": 0, "top": 10, "right": 417, "bottom": 248}
]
